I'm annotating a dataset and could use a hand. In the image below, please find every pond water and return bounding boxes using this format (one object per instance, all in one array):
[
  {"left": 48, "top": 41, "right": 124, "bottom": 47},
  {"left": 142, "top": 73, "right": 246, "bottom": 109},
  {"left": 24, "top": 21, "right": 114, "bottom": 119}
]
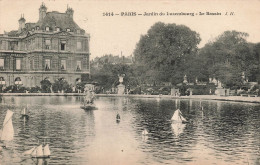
[{"left": 0, "top": 96, "right": 259, "bottom": 165}]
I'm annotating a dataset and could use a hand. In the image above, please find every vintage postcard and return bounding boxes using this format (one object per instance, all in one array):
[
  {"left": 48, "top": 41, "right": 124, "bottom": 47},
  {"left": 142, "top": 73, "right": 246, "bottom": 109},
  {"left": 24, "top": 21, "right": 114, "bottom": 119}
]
[{"left": 0, "top": 0, "right": 259, "bottom": 165}]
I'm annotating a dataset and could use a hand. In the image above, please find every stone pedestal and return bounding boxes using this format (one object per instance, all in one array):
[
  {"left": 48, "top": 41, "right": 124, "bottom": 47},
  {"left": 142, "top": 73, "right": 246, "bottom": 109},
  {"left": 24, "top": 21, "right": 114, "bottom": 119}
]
[
  {"left": 215, "top": 87, "right": 230, "bottom": 96},
  {"left": 117, "top": 84, "right": 125, "bottom": 95},
  {"left": 171, "top": 88, "right": 180, "bottom": 96}
]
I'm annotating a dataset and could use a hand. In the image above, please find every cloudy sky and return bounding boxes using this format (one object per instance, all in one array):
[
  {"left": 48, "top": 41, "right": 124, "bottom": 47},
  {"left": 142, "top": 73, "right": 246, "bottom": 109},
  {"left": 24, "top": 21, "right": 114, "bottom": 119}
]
[{"left": 0, "top": 0, "right": 260, "bottom": 59}]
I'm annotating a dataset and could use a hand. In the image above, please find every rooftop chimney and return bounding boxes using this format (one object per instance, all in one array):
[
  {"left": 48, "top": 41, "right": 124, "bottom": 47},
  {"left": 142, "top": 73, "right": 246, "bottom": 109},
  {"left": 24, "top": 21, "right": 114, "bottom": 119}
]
[
  {"left": 39, "top": 2, "right": 47, "bottom": 21},
  {"left": 66, "top": 5, "right": 74, "bottom": 19},
  {"left": 18, "top": 14, "right": 26, "bottom": 33}
]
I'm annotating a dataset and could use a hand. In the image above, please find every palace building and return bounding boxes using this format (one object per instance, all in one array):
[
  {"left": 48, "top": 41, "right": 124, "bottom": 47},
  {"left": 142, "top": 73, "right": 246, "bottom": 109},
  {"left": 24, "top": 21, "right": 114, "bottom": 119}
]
[{"left": 0, "top": 3, "right": 90, "bottom": 88}]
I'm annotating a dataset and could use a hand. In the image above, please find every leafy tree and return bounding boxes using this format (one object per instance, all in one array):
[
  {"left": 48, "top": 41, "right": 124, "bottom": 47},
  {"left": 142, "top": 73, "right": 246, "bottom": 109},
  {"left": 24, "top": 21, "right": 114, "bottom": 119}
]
[
  {"left": 40, "top": 79, "right": 52, "bottom": 93},
  {"left": 134, "top": 22, "right": 201, "bottom": 85},
  {"left": 252, "top": 43, "right": 260, "bottom": 83},
  {"left": 198, "top": 31, "right": 258, "bottom": 88},
  {"left": 52, "top": 78, "right": 72, "bottom": 93}
]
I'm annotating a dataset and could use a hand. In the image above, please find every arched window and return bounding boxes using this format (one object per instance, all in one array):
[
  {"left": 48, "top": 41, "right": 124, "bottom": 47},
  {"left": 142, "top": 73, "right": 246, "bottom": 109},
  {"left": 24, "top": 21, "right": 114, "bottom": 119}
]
[
  {"left": 14, "top": 77, "right": 22, "bottom": 85},
  {"left": 0, "top": 77, "right": 5, "bottom": 85},
  {"left": 44, "top": 77, "right": 50, "bottom": 81},
  {"left": 76, "top": 78, "right": 81, "bottom": 83}
]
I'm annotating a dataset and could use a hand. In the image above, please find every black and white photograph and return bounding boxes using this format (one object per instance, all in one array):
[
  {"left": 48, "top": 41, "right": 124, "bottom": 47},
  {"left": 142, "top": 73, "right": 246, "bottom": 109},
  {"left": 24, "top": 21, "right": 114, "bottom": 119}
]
[{"left": 0, "top": 0, "right": 260, "bottom": 164}]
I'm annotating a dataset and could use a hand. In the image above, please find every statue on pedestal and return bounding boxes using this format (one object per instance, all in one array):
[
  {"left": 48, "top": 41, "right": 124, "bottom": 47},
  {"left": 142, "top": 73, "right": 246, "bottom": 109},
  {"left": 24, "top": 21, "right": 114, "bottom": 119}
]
[
  {"left": 117, "top": 74, "right": 125, "bottom": 95},
  {"left": 183, "top": 75, "right": 188, "bottom": 84},
  {"left": 217, "top": 80, "right": 222, "bottom": 88}
]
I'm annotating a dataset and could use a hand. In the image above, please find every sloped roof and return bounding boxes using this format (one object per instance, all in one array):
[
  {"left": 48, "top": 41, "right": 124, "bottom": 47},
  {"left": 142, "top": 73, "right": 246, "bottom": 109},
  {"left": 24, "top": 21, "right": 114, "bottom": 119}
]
[
  {"left": 25, "top": 23, "right": 36, "bottom": 29},
  {"left": 35, "top": 11, "right": 81, "bottom": 31},
  {"left": 7, "top": 30, "right": 19, "bottom": 37}
]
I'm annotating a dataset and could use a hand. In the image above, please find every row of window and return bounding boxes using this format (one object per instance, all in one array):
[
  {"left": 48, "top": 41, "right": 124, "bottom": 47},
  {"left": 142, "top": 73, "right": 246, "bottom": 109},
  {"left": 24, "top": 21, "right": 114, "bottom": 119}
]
[
  {"left": 44, "top": 39, "right": 82, "bottom": 50},
  {"left": 0, "top": 58, "right": 21, "bottom": 70},
  {"left": 44, "top": 59, "right": 82, "bottom": 71},
  {"left": 0, "top": 58, "right": 83, "bottom": 71},
  {"left": 32, "top": 26, "right": 81, "bottom": 34},
  {"left": 1, "top": 39, "right": 84, "bottom": 51},
  {"left": 0, "top": 41, "right": 19, "bottom": 50},
  {"left": 0, "top": 77, "right": 21, "bottom": 85}
]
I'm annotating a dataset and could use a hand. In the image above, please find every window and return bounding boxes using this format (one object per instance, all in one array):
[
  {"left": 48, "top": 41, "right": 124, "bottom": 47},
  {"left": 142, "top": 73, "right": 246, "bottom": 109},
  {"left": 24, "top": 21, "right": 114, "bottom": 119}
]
[
  {"left": 36, "top": 26, "right": 40, "bottom": 30},
  {"left": 60, "top": 40, "right": 66, "bottom": 50},
  {"left": 9, "top": 41, "right": 18, "bottom": 50},
  {"left": 45, "top": 26, "right": 49, "bottom": 31},
  {"left": 61, "top": 59, "right": 66, "bottom": 70},
  {"left": 77, "top": 41, "right": 82, "bottom": 50},
  {"left": 76, "top": 61, "right": 81, "bottom": 71},
  {"left": 14, "top": 77, "right": 22, "bottom": 85},
  {"left": 45, "top": 59, "right": 51, "bottom": 70},
  {"left": 30, "top": 58, "right": 34, "bottom": 70},
  {"left": 77, "top": 29, "right": 80, "bottom": 34},
  {"left": 32, "top": 28, "right": 35, "bottom": 31},
  {"left": 0, "top": 77, "right": 5, "bottom": 85},
  {"left": 56, "top": 27, "right": 60, "bottom": 31},
  {"left": 16, "top": 59, "right": 21, "bottom": 70},
  {"left": 45, "top": 39, "right": 51, "bottom": 49},
  {"left": 0, "top": 58, "right": 4, "bottom": 70},
  {"left": 66, "top": 28, "right": 71, "bottom": 32}
]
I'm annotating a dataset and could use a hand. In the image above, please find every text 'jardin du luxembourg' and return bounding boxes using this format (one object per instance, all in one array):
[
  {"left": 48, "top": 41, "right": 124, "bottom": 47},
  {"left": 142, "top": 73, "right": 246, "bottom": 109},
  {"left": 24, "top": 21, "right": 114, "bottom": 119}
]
[{"left": 102, "top": 11, "right": 234, "bottom": 17}]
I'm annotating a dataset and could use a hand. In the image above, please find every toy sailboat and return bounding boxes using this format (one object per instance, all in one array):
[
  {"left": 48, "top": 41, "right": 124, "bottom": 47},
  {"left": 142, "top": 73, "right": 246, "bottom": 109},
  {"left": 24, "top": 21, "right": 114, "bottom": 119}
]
[
  {"left": 171, "top": 109, "right": 187, "bottom": 123},
  {"left": 21, "top": 105, "right": 29, "bottom": 117},
  {"left": 116, "top": 113, "right": 120, "bottom": 122},
  {"left": 0, "top": 110, "right": 14, "bottom": 148},
  {"left": 142, "top": 129, "right": 149, "bottom": 136},
  {"left": 24, "top": 144, "right": 51, "bottom": 158}
]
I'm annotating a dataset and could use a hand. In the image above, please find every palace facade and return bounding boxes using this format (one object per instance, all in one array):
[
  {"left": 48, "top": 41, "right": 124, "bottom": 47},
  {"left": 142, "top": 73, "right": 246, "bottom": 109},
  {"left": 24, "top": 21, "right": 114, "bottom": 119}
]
[{"left": 0, "top": 3, "right": 90, "bottom": 87}]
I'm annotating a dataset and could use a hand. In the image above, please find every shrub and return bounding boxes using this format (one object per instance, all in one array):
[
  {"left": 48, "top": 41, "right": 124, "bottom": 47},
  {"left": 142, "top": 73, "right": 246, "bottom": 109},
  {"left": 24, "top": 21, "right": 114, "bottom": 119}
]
[
  {"left": 40, "top": 79, "right": 52, "bottom": 93},
  {"left": 52, "top": 78, "right": 72, "bottom": 93}
]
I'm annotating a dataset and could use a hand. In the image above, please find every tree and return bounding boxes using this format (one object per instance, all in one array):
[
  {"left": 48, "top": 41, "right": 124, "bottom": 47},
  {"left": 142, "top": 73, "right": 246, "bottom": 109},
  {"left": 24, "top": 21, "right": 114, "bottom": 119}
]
[
  {"left": 252, "top": 43, "right": 260, "bottom": 83},
  {"left": 52, "top": 78, "right": 72, "bottom": 93},
  {"left": 40, "top": 79, "right": 52, "bottom": 93},
  {"left": 134, "top": 22, "right": 201, "bottom": 85},
  {"left": 198, "top": 31, "right": 258, "bottom": 88}
]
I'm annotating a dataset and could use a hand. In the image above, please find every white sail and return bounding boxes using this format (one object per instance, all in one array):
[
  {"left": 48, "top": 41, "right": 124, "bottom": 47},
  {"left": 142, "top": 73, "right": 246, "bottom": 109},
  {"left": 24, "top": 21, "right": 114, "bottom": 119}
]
[
  {"left": 23, "top": 147, "right": 36, "bottom": 155},
  {"left": 171, "top": 109, "right": 181, "bottom": 122},
  {"left": 36, "top": 145, "right": 43, "bottom": 157},
  {"left": 171, "top": 109, "right": 186, "bottom": 122},
  {"left": 43, "top": 144, "right": 51, "bottom": 157},
  {"left": 31, "top": 146, "right": 37, "bottom": 157},
  {"left": 142, "top": 129, "right": 148, "bottom": 136},
  {"left": 1, "top": 110, "right": 14, "bottom": 141}
]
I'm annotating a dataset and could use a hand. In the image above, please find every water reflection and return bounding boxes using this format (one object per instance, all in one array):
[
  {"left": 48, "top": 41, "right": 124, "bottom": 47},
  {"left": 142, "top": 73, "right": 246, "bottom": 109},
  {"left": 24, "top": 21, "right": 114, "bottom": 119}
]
[
  {"left": 0, "top": 96, "right": 259, "bottom": 165},
  {"left": 171, "top": 123, "right": 186, "bottom": 137}
]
